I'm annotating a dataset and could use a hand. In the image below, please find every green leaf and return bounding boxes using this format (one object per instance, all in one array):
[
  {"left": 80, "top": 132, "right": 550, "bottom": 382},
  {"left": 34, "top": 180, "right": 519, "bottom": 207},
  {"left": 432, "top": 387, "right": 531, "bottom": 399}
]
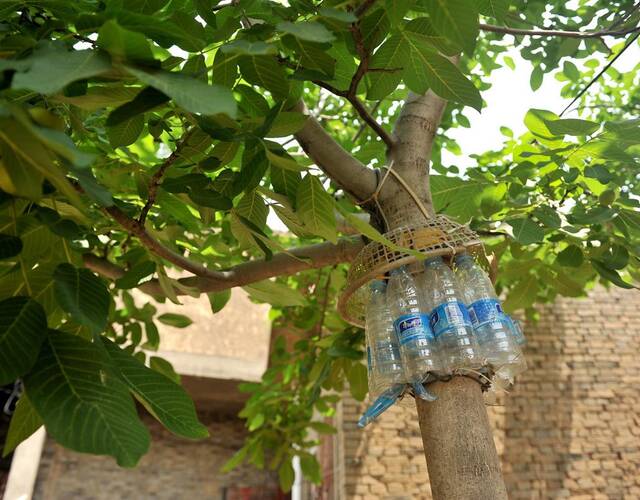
[
  {"left": 276, "top": 21, "right": 335, "bottom": 43},
  {"left": 0, "top": 297, "right": 47, "bottom": 385},
  {"left": 281, "top": 36, "right": 335, "bottom": 77},
  {"left": 278, "top": 460, "right": 295, "bottom": 492},
  {"left": 243, "top": 279, "right": 306, "bottom": 308},
  {"left": 125, "top": 66, "right": 237, "bottom": 118},
  {"left": 157, "top": 312, "right": 192, "bottom": 328},
  {"left": 102, "top": 338, "right": 208, "bottom": 439},
  {"left": 503, "top": 274, "right": 539, "bottom": 312},
  {"left": 237, "top": 56, "right": 290, "bottom": 101},
  {"left": 556, "top": 244, "right": 584, "bottom": 267},
  {"left": 0, "top": 141, "right": 43, "bottom": 200},
  {"left": 0, "top": 234, "right": 22, "bottom": 259},
  {"left": 592, "top": 260, "right": 636, "bottom": 289},
  {"left": 585, "top": 165, "right": 613, "bottom": 184},
  {"left": 211, "top": 49, "right": 238, "bottom": 88},
  {"left": 248, "top": 412, "right": 265, "bottom": 431},
  {"left": 300, "top": 454, "right": 322, "bottom": 484},
  {"left": 0, "top": 118, "right": 83, "bottom": 208},
  {"left": 426, "top": 0, "right": 479, "bottom": 54},
  {"left": 10, "top": 44, "right": 111, "bottom": 95},
  {"left": 532, "top": 206, "right": 561, "bottom": 229},
  {"left": 24, "top": 331, "right": 150, "bottom": 467},
  {"left": 115, "top": 261, "right": 156, "bottom": 289},
  {"left": 430, "top": 175, "right": 487, "bottom": 220},
  {"left": 544, "top": 118, "right": 599, "bottom": 136},
  {"left": 347, "top": 362, "right": 368, "bottom": 401},
  {"left": 366, "top": 35, "right": 405, "bottom": 99},
  {"left": 530, "top": 65, "right": 543, "bottom": 91},
  {"left": 208, "top": 289, "right": 231, "bottom": 313},
  {"left": 2, "top": 394, "right": 43, "bottom": 457},
  {"left": 563, "top": 60, "right": 580, "bottom": 81},
  {"left": 271, "top": 166, "right": 301, "bottom": 201},
  {"left": 507, "top": 218, "right": 545, "bottom": 245},
  {"left": 222, "top": 445, "right": 249, "bottom": 473},
  {"left": 53, "top": 263, "right": 110, "bottom": 334},
  {"left": 474, "top": 0, "right": 508, "bottom": 22},
  {"left": 524, "top": 108, "right": 559, "bottom": 139},
  {"left": 106, "top": 87, "right": 170, "bottom": 127},
  {"left": 296, "top": 175, "right": 337, "bottom": 243},
  {"left": 107, "top": 114, "right": 144, "bottom": 148},
  {"left": 601, "top": 244, "right": 629, "bottom": 270},
  {"left": 309, "top": 421, "right": 337, "bottom": 434},
  {"left": 236, "top": 190, "right": 269, "bottom": 229},
  {"left": 149, "top": 356, "right": 181, "bottom": 383},
  {"left": 222, "top": 40, "right": 277, "bottom": 56},
  {"left": 401, "top": 34, "right": 482, "bottom": 111},
  {"left": 97, "top": 19, "right": 154, "bottom": 63}
]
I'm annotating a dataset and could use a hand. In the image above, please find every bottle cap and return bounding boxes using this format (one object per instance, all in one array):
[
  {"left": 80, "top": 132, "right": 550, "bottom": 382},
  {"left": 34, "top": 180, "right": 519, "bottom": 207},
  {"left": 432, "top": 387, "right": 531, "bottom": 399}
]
[
  {"left": 454, "top": 253, "right": 473, "bottom": 265},
  {"left": 369, "top": 279, "right": 387, "bottom": 292},
  {"left": 389, "top": 265, "right": 407, "bottom": 276},
  {"left": 424, "top": 256, "right": 443, "bottom": 268}
]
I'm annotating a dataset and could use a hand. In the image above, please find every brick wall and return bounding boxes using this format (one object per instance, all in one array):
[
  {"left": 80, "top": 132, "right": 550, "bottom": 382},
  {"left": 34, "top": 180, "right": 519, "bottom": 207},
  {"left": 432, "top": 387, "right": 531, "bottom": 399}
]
[
  {"left": 33, "top": 411, "right": 280, "bottom": 500},
  {"left": 338, "top": 287, "right": 640, "bottom": 499}
]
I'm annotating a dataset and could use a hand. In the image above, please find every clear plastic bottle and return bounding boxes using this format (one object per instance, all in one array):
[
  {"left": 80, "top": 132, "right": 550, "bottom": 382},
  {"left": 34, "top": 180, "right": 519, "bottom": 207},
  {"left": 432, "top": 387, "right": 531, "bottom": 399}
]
[
  {"left": 508, "top": 317, "right": 527, "bottom": 346},
  {"left": 454, "top": 253, "right": 522, "bottom": 369},
  {"left": 365, "top": 280, "right": 404, "bottom": 397},
  {"left": 387, "top": 266, "right": 441, "bottom": 380},
  {"left": 418, "top": 257, "right": 481, "bottom": 371}
]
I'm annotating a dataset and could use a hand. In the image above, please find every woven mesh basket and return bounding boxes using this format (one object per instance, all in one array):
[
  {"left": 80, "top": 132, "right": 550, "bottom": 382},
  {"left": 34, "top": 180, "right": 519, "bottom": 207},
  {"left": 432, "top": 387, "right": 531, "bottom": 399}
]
[{"left": 337, "top": 215, "right": 484, "bottom": 327}]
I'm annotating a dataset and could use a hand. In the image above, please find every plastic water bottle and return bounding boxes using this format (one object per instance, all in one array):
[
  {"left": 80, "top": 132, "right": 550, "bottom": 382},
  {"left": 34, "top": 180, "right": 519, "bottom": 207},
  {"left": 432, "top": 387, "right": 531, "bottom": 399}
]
[
  {"left": 418, "top": 257, "right": 481, "bottom": 370},
  {"left": 365, "top": 280, "right": 404, "bottom": 397},
  {"left": 454, "top": 253, "right": 522, "bottom": 368},
  {"left": 508, "top": 317, "right": 527, "bottom": 346},
  {"left": 358, "top": 384, "right": 404, "bottom": 428},
  {"left": 387, "top": 266, "right": 441, "bottom": 380}
]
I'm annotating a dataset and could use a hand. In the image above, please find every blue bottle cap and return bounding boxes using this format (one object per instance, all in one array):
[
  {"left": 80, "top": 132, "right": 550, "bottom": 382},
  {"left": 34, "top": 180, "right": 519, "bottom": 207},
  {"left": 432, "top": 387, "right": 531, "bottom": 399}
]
[
  {"left": 454, "top": 253, "right": 473, "bottom": 265},
  {"left": 369, "top": 279, "right": 387, "bottom": 292}
]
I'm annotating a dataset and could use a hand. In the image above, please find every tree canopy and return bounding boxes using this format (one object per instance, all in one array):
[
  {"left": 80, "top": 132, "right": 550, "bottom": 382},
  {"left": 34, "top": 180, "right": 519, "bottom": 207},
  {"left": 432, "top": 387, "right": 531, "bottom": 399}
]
[{"left": 0, "top": 0, "right": 639, "bottom": 491}]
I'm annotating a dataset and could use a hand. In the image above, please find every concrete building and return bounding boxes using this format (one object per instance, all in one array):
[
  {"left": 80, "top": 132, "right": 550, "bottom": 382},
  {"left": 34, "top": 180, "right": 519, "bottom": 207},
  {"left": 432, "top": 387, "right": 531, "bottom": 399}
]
[{"left": 2, "top": 286, "right": 640, "bottom": 499}]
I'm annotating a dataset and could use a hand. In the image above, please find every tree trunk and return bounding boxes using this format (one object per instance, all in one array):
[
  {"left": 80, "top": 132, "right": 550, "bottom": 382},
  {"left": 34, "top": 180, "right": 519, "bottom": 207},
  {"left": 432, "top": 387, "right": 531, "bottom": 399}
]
[
  {"left": 416, "top": 377, "right": 508, "bottom": 499},
  {"left": 379, "top": 91, "right": 507, "bottom": 499}
]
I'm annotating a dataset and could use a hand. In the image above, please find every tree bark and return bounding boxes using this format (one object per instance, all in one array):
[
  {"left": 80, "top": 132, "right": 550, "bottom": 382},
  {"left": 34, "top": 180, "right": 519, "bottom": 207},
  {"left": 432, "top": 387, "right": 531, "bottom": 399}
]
[
  {"left": 379, "top": 91, "right": 507, "bottom": 500},
  {"left": 415, "top": 378, "right": 508, "bottom": 500}
]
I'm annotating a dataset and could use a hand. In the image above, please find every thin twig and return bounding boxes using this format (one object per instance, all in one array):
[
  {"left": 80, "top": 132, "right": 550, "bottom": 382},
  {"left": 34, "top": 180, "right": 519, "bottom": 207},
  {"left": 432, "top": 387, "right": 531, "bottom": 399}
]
[
  {"left": 138, "top": 129, "right": 193, "bottom": 225},
  {"left": 72, "top": 181, "right": 233, "bottom": 281},
  {"left": 354, "top": 0, "right": 377, "bottom": 18},
  {"left": 560, "top": 30, "right": 640, "bottom": 116},
  {"left": 479, "top": 22, "right": 640, "bottom": 39},
  {"left": 352, "top": 100, "right": 382, "bottom": 142}
]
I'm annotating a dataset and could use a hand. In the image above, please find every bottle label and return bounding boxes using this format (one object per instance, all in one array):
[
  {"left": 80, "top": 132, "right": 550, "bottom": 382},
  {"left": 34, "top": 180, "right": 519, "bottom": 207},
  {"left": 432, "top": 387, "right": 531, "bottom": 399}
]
[
  {"left": 429, "top": 301, "right": 472, "bottom": 338},
  {"left": 468, "top": 298, "right": 507, "bottom": 328},
  {"left": 393, "top": 314, "right": 434, "bottom": 345},
  {"left": 366, "top": 346, "right": 372, "bottom": 372}
]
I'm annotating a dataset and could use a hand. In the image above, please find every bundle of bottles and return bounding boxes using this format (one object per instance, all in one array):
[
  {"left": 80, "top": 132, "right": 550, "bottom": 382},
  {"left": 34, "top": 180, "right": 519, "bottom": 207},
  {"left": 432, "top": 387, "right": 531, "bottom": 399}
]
[{"left": 359, "top": 253, "right": 526, "bottom": 428}]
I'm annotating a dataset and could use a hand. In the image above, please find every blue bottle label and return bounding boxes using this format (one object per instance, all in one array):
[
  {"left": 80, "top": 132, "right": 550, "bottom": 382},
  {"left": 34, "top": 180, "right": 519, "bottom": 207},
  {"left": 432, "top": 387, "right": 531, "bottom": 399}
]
[
  {"left": 366, "top": 346, "right": 372, "bottom": 371},
  {"left": 393, "top": 313, "right": 434, "bottom": 345},
  {"left": 429, "top": 301, "right": 472, "bottom": 338},
  {"left": 468, "top": 298, "right": 507, "bottom": 328}
]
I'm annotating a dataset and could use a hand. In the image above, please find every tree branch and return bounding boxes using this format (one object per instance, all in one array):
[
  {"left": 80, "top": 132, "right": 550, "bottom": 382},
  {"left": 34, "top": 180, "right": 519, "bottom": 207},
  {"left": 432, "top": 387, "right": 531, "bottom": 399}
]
[
  {"left": 309, "top": 79, "right": 394, "bottom": 149},
  {"left": 479, "top": 22, "right": 640, "bottom": 39},
  {"left": 103, "top": 204, "right": 233, "bottom": 281},
  {"left": 83, "top": 237, "right": 365, "bottom": 297},
  {"left": 138, "top": 129, "right": 194, "bottom": 225},
  {"left": 292, "top": 100, "right": 377, "bottom": 202},
  {"left": 377, "top": 91, "right": 449, "bottom": 229}
]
